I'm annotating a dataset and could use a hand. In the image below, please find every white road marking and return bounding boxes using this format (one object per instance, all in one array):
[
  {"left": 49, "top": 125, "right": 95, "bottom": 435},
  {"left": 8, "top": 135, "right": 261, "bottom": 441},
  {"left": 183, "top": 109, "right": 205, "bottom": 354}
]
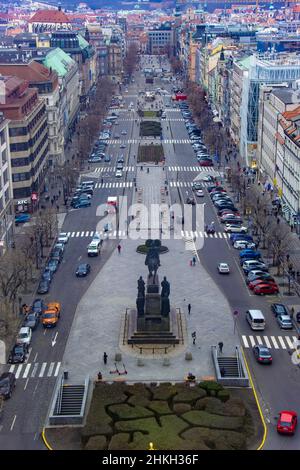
[
  {"left": 15, "top": 364, "right": 23, "bottom": 379},
  {"left": 256, "top": 336, "right": 263, "bottom": 345},
  {"left": 270, "top": 336, "right": 279, "bottom": 349},
  {"left": 22, "top": 363, "right": 31, "bottom": 378},
  {"left": 31, "top": 363, "right": 39, "bottom": 378},
  {"left": 263, "top": 336, "right": 272, "bottom": 348},
  {"left": 24, "top": 378, "right": 29, "bottom": 390},
  {"left": 278, "top": 336, "right": 287, "bottom": 349},
  {"left": 54, "top": 362, "right": 61, "bottom": 377},
  {"left": 242, "top": 336, "right": 249, "bottom": 348},
  {"left": 33, "top": 353, "right": 38, "bottom": 362},
  {"left": 9, "top": 365, "right": 15, "bottom": 373},
  {"left": 39, "top": 362, "right": 47, "bottom": 378},
  {"left": 10, "top": 415, "right": 16, "bottom": 431},
  {"left": 47, "top": 362, "right": 55, "bottom": 377},
  {"left": 249, "top": 336, "right": 256, "bottom": 347},
  {"left": 285, "top": 336, "right": 295, "bottom": 349}
]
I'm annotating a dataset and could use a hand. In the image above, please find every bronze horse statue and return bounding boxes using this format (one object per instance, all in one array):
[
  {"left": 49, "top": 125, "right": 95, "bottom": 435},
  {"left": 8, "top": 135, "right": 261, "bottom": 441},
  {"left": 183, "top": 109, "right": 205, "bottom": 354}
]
[{"left": 145, "top": 246, "right": 160, "bottom": 282}]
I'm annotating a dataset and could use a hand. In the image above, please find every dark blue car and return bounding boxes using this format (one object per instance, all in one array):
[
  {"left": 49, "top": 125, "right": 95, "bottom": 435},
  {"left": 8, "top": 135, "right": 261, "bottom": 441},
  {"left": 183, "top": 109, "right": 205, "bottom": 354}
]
[{"left": 15, "top": 213, "right": 30, "bottom": 224}]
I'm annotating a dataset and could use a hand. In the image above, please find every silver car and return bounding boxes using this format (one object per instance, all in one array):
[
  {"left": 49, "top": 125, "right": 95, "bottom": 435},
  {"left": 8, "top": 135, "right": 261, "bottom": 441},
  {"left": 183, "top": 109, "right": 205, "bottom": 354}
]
[{"left": 277, "top": 314, "right": 293, "bottom": 329}]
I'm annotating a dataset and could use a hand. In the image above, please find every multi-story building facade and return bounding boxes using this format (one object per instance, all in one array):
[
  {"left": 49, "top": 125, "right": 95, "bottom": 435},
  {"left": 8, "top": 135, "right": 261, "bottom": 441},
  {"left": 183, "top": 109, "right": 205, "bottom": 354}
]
[
  {"left": 42, "top": 47, "right": 80, "bottom": 150},
  {"left": 147, "top": 24, "right": 175, "bottom": 55},
  {"left": 50, "top": 30, "right": 96, "bottom": 106},
  {"left": 0, "top": 61, "right": 62, "bottom": 166},
  {"left": 230, "top": 54, "right": 300, "bottom": 166},
  {"left": 0, "top": 76, "right": 48, "bottom": 212},
  {"left": 28, "top": 6, "right": 72, "bottom": 34},
  {"left": 257, "top": 85, "right": 300, "bottom": 224},
  {"left": 0, "top": 114, "right": 13, "bottom": 252}
]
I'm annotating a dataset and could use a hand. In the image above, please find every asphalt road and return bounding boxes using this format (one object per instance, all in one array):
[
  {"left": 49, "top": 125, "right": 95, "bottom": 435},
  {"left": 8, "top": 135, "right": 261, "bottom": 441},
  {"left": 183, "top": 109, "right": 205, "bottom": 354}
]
[
  {"left": 2, "top": 54, "right": 299, "bottom": 450},
  {"left": 158, "top": 74, "right": 300, "bottom": 450}
]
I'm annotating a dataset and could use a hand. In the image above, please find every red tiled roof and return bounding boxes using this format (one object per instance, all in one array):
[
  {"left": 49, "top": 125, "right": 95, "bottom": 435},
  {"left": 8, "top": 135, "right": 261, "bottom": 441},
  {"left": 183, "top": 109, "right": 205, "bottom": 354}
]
[
  {"left": 29, "top": 9, "right": 70, "bottom": 24},
  {"left": 282, "top": 107, "right": 300, "bottom": 120},
  {"left": 293, "top": 5, "right": 300, "bottom": 13},
  {"left": 0, "top": 62, "right": 58, "bottom": 89}
]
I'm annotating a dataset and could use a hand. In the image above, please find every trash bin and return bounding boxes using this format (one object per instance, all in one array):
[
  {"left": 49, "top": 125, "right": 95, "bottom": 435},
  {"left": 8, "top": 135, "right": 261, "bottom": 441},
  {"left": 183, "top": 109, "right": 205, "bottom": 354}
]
[{"left": 63, "top": 370, "right": 68, "bottom": 380}]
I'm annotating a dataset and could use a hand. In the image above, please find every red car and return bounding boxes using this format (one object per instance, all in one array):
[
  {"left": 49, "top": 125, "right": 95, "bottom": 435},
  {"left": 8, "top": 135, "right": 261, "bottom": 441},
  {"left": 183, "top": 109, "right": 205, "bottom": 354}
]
[
  {"left": 254, "top": 283, "right": 279, "bottom": 295},
  {"left": 277, "top": 411, "right": 297, "bottom": 435},
  {"left": 248, "top": 279, "right": 277, "bottom": 291},
  {"left": 219, "top": 209, "right": 241, "bottom": 217},
  {"left": 199, "top": 160, "right": 214, "bottom": 167}
]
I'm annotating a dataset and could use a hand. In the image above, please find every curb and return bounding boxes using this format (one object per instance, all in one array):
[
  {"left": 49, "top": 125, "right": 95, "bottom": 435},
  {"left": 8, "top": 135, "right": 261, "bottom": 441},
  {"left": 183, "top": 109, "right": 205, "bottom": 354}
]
[
  {"left": 41, "top": 428, "right": 53, "bottom": 450},
  {"left": 241, "top": 348, "right": 267, "bottom": 450}
]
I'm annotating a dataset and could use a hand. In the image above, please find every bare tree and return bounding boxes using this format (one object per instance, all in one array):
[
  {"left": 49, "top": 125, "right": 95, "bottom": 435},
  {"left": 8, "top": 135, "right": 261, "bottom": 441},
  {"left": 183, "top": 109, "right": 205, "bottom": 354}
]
[
  {"left": 124, "top": 43, "right": 138, "bottom": 78},
  {"left": 266, "top": 221, "right": 292, "bottom": 275}
]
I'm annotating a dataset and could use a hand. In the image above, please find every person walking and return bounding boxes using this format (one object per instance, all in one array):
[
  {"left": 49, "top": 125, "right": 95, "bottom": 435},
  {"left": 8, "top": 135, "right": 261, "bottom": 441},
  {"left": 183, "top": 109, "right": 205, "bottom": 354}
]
[
  {"left": 103, "top": 352, "right": 108, "bottom": 365},
  {"left": 192, "top": 331, "right": 196, "bottom": 345},
  {"left": 192, "top": 256, "right": 196, "bottom": 266},
  {"left": 117, "top": 244, "right": 121, "bottom": 254},
  {"left": 218, "top": 341, "right": 224, "bottom": 354},
  {"left": 188, "top": 303, "right": 191, "bottom": 315}
]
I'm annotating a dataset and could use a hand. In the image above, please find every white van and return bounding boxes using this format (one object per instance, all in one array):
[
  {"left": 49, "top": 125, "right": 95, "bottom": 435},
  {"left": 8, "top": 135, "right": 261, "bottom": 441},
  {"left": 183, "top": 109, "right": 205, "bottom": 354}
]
[
  {"left": 87, "top": 240, "right": 101, "bottom": 257},
  {"left": 246, "top": 310, "right": 266, "bottom": 331}
]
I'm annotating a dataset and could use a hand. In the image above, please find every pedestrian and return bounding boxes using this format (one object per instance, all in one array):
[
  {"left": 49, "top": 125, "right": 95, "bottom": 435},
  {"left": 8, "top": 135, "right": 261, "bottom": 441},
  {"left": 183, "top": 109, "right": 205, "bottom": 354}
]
[
  {"left": 56, "top": 205, "right": 59, "bottom": 212},
  {"left": 192, "top": 331, "right": 196, "bottom": 345},
  {"left": 192, "top": 256, "right": 196, "bottom": 266},
  {"left": 188, "top": 303, "right": 191, "bottom": 315},
  {"left": 291, "top": 307, "right": 295, "bottom": 319},
  {"left": 51, "top": 198, "right": 54, "bottom": 206},
  {"left": 97, "top": 371, "right": 102, "bottom": 381},
  {"left": 59, "top": 190, "right": 61, "bottom": 197},
  {"left": 220, "top": 367, "right": 226, "bottom": 377},
  {"left": 103, "top": 352, "right": 108, "bottom": 365},
  {"left": 117, "top": 244, "right": 121, "bottom": 254},
  {"left": 218, "top": 341, "right": 224, "bottom": 354}
]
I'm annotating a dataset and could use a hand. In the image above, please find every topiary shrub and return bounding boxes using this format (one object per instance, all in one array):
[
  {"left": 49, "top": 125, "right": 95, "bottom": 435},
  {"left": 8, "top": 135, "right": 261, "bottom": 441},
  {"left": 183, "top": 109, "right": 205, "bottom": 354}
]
[
  {"left": 199, "top": 381, "right": 224, "bottom": 396},
  {"left": 218, "top": 390, "right": 231, "bottom": 403},
  {"left": 173, "top": 403, "right": 191, "bottom": 414},
  {"left": 182, "top": 410, "right": 244, "bottom": 431},
  {"left": 108, "top": 433, "right": 130, "bottom": 450},
  {"left": 84, "top": 435, "right": 107, "bottom": 450}
]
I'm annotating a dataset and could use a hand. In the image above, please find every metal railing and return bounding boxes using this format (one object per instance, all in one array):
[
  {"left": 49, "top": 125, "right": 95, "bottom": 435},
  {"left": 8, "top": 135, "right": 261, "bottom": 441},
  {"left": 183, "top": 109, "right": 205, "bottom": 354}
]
[
  {"left": 122, "top": 309, "right": 129, "bottom": 346},
  {"left": 55, "top": 375, "right": 64, "bottom": 415},
  {"left": 176, "top": 308, "right": 184, "bottom": 345},
  {"left": 235, "top": 346, "right": 242, "bottom": 378}
]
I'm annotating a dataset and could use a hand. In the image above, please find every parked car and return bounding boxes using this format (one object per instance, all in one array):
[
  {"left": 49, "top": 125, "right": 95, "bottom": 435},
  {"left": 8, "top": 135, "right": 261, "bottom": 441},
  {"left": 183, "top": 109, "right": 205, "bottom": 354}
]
[
  {"left": 234, "top": 240, "right": 256, "bottom": 250},
  {"left": 253, "top": 283, "right": 279, "bottom": 295},
  {"left": 57, "top": 232, "right": 69, "bottom": 244},
  {"left": 23, "top": 312, "right": 39, "bottom": 331},
  {"left": 8, "top": 344, "right": 27, "bottom": 364},
  {"left": 218, "top": 263, "right": 230, "bottom": 274},
  {"left": 104, "top": 155, "right": 111, "bottom": 162},
  {"left": 50, "top": 249, "right": 63, "bottom": 263},
  {"left": 248, "top": 279, "right": 277, "bottom": 290},
  {"left": 37, "top": 279, "right": 50, "bottom": 294},
  {"left": 42, "top": 269, "right": 53, "bottom": 283},
  {"left": 76, "top": 263, "right": 91, "bottom": 277},
  {"left": 277, "top": 314, "right": 293, "bottom": 329},
  {"left": 32, "top": 298, "right": 45, "bottom": 316},
  {"left": 247, "top": 273, "right": 274, "bottom": 285},
  {"left": 192, "top": 182, "right": 202, "bottom": 190},
  {"left": 16, "top": 326, "right": 32, "bottom": 348},
  {"left": 230, "top": 234, "right": 253, "bottom": 244},
  {"left": 195, "top": 190, "right": 204, "bottom": 197},
  {"left": 72, "top": 199, "right": 91, "bottom": 209},
  {"left": 271, "top": 303, "right": 289, "bottom": 317},
  {"left": 15, "top": 213, "right": 30, "bottom": 224},
  {"left": 0, "top": 372, "right": 16, "bottom": 399},
  {"left": 46, "top": 259, "right": 59, "bottom": 274},
  {"left": 253, "top": 345, "right": 272, "bottom": 364},
  {"left": 224, "top": 224, "right": 247, "bottom": 233},
  {"left": 277, "top": 411, "right": 297, "bottom": 435},
  {"left": 242, "top": 260, "right": 269, "bottom": 274}
]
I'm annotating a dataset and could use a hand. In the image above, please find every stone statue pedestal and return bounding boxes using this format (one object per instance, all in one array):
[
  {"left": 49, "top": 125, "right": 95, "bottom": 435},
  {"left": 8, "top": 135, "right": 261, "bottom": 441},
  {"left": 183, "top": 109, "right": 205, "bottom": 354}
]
[{"left": 128, "top": 271, "right": 179, "bottom": 345}]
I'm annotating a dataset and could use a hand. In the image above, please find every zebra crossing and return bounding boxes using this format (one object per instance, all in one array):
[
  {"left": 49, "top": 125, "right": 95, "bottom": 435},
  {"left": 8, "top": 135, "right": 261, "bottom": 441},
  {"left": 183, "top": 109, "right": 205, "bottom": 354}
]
[
  {"left": 94, "top": 181, "right": 134, "bottom": 189},
  {"left": 106, "top": 139, "right": 194, "bottom": 145},
  {"left": 65, "top": 230, "right": 230, "bottom": 240},
  {"left": 8, "top": 361, "right": 61, "bottom": 380},
  {"left": 242, "top": 335, "right": 298, "bottom": 351},
  {"left": 93, "top": 166, "right": 135, "bottom": 173},
  {"left": 168, "top": 166, "right": 223, "bottom": 175},
  {"left": 169, "top": 181, "right": 217, "bottom": 188}
]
